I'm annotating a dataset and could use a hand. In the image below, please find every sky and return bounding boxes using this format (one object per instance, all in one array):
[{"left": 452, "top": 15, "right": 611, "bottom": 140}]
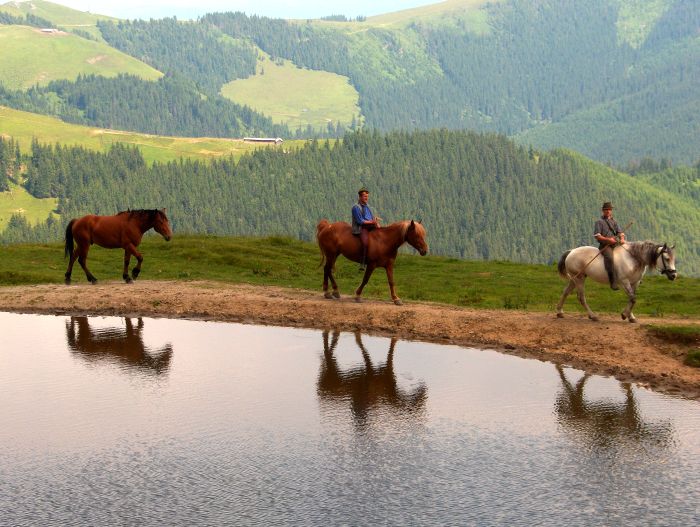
[{"left": 53, "top": 1, "right": 436, "bottom": 20}]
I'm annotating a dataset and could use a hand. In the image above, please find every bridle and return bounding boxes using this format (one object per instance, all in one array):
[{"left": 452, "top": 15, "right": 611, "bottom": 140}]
[{"left": 657, "top": 246, "right": 675, "bottom": 277}]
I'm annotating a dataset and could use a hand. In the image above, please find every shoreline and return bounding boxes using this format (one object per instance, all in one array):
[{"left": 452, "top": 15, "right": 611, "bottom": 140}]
[{"left": 1, "top": 280, "right": 698, "bottom": 399}]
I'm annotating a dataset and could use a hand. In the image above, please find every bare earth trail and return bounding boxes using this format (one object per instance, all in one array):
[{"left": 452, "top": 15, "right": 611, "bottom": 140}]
[{"left": 1, "top": 280, "right": 698, "bottom": 399}]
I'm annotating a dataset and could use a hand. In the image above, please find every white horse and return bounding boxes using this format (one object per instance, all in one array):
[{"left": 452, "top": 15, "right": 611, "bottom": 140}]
[{"left": 556, "top": 241, "right": 677, "bottom": 322}]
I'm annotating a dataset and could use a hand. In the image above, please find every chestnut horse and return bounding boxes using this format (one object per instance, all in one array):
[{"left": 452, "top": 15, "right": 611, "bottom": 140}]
[
  {"left": 64, "top": 209, "right": 172, "bottom": 284},
  {"left": 316, "top": 219, "right": 427, "bottom": 305}
]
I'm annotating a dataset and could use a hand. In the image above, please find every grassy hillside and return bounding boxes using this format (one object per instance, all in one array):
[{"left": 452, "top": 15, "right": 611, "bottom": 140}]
[
  {"left": 220, "top": 51, "right": 361, "bottom": 131},
  {"left": 0, "top": 0, "right": 115, "bottom": 40},
  {"left": 1, "top": 235, "right": 698, "bottom": 317},
  {"left": 363, "top": 0, "right": 496, "bottom": 32},
  {"left": 0, "top": 106, "right": 304, "bottom": 164},
  {"left": 0, "top": 24, "right": 160, "bottom": 89},
  {"left": 0, "top": 181, "right": 56, "bottom": 230}
]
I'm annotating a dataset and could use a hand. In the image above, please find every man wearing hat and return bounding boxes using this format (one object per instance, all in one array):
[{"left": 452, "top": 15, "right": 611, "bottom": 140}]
[
  {"left": 352, "top": 187, "right": 380, "bottom": 271},
  {"left": 594, "top": 202, "right": 626, "bottom": 290}
]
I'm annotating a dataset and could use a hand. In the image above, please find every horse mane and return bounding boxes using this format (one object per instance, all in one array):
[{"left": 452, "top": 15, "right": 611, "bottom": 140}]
[
  {"left": 118, "top": 209, "right": 161, "bottom": 219},
  {"left": 625, "top": 241, "right": 661, "bottom": 268}
]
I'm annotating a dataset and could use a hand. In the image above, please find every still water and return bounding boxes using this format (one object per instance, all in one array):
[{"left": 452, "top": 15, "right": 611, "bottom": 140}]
[{"left": 1, "top": 312, "right": 698, "bottom": 526}]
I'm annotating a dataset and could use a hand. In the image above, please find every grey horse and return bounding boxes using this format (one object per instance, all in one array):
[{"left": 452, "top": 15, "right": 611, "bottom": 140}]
[{"left": 556, "top": 241, "right": 677, "bottom": 322}]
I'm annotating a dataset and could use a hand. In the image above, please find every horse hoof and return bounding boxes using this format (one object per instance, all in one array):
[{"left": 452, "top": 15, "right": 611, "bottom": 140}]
[
  {"left": 64, "top": 279, "right": 71, "bottom": 285},
  {"left": 621, "top": 313, "right": 627, "bottom": 320},
  {"left": 556, "top": 313, "right": 564, "bottom": 319},
  {"left": 355, "top": 296, "right": 363, "bottom": 303},
  {"left": 393, "top": 299, "right": 403, "bottom": 306},
  {"left": 332, "top": 291, "right": 341, "bottom": 299},
  {"left": 125, "top": 278, "right": 133, "bottom": 284},
  {"left": 628, "top": 318, "right": 637, "bottom": 324},
  {"left": 132, "top": 269, "right": 141, "bottom": 279},
  {"left": 324, "top": 292, "right": 333, "bottom": 299},
  {"left": 90, "top": 280, "right": 98, "bottom": 285},
  {"left": 589, "top": 315, "right": 599, "bottom": 322}
]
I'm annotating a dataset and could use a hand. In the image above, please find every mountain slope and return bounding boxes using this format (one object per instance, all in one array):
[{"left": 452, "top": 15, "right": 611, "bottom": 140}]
[{"left": 0, "top": 24, "right": 161, "bottom": 89}]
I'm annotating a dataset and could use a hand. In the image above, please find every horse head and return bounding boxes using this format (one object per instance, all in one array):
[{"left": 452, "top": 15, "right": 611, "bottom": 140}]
[
  {"left": 154, "top": 209, "right": 172, "bottom": 241},
  {"left": 657, "top": 243, "right": 677, "bottom": 281},
  {"left": 406, "top": 220, "right": 428, "bottom": 256}
]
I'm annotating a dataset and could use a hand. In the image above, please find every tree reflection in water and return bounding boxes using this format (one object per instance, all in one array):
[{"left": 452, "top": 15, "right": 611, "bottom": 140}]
[
  {"left": 554, "top": 365, "right": 674, "bottom": 450},
  {"left": 317, "top": 330, "right": 427, "bottom": 429},
  {"left": 66, "top": 316, "right": 173, "bottom": 376}
]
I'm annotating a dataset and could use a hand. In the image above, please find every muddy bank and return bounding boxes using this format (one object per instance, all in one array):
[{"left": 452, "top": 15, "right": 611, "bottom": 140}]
[{"left": 0, "top": 280, "right": 698, "bottom": 399}]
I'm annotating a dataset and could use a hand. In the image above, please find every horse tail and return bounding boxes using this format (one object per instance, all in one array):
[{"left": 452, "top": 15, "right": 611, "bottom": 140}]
[
  {"left": 64, "top": 219, "right": 76, "bottom": 259},
  {"left": 316, "top": 219, "right": 331, "bottom": 268},
  {"left": 557, "top": 250, "right": 571, "bottom": 278}
]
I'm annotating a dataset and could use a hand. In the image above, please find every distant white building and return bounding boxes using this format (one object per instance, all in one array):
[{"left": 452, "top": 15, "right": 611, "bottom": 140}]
[
  {"left": 40, "top": 28, "right": 59, "bottom": 33},
  {"left": 244, "top": 137, "right": 283, "bottom": 144}
]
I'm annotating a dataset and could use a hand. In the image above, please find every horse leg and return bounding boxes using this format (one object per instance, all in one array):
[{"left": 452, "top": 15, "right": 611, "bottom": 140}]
[
  {"left": 620, "top": 281, "right": 637, "bottom": 323},
  {"left": 127, "top": 244, "right": 144, "bottom": 280},
  {"left": 323, "top": 254, "right": 340, "bottom": 299},
  {"left": 122, "top": 250, "right": 133, "bottom": 284},
  {"left": 385, "top": 262, "right": 402, "bottom": 306},
  {"left": 555, "top": 280, "right": 576, "bottom": 318},
  {"left": 65, "top": 249, "right": 78, "bottom": 285},
  {"left": 574, "top": 278, "right": 598, "bottom": 321},
  {"left": 76, "top": 245, "right": 97, "bottom": 284},
  {"left": 354, "top": 264, "right": 375, "bottom": 303}
]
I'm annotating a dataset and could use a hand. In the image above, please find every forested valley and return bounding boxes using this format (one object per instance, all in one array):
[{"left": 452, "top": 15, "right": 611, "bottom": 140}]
[
  {"left": 2, "top": 0, "right": 697, "bottom": 162},
  {"left": 2, "top": 130, "right": 698, "bottom": 273}
]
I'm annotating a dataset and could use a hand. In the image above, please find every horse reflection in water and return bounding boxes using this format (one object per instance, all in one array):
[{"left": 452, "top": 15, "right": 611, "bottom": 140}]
[
  {"left": 317, "top": 330, "right": 427, "bottom": 428},
  {"left": 555, "top": 365, "right": 673, "bottom": 449},
  {"left": 66, "top": 316, "right": 173, "bottom": 376}
]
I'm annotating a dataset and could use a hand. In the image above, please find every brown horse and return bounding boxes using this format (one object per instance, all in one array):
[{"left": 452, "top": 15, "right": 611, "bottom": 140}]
[
  {"left": 316, "top": 219, "right": 428, "bottom": 305},
  {"left": 64, "top": 209, "right": 172, "bottom": 284}
]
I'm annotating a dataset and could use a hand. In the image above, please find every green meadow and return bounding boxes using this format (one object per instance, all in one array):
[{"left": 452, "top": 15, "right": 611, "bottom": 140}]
[
  {"left": 0, "top": 0, "right": 116, "bottom": 41},
  {"left": 0, "top": 106, "right": 305, "bottom": 164},
  {"left": 0, "top": 24, "right": 160, "bottom": 89},
  {"left": 0, "top": 182, "right": 57, "bottom": 230},
  {"left": 2, "top": 235, "right": 698, "bottom": 318},
  {"left": 220, "top": 52, "right": 361, "bottom": 131}
]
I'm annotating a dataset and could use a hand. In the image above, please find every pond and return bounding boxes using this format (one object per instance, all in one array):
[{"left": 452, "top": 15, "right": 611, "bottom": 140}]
[{"left": 1, "top": 312, "right": 698, "bottom": 525}]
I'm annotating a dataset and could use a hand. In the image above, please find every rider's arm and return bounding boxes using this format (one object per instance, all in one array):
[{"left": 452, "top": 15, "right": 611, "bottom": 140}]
[{"left": 352, "top": 205, "right": 363, "bottom": 226}]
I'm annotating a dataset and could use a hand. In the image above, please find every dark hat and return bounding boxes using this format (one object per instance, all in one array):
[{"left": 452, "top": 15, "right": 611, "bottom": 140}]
[
  {"left": 358, "top": 187, "right": 369, "bottom": 195},
  {"left": 602, "top": 201, "right": 613, "bottom": 210}
]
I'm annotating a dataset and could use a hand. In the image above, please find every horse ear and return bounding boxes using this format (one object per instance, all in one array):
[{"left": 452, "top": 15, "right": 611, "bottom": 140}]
[
  {"left": 657, "top": 246, "right": 663, "bottom": 254},
  {"left": 670, "top": 244, "right": 675, "bottom": 249},
  {"left": 663, "top": 242, "right": 668, "bottom": 250},
  {"left": 410, "top": 220, "right": 415, "bottom": 229}
]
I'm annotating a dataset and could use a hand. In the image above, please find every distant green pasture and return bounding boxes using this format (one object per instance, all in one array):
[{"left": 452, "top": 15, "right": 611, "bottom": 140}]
[
  {"left": 220, "top": 53, "right": 361, "bottom": 131},
  {"left": 310, "top": 0, "right": 496, "bottom": 33},
  {"left": 0, "top": 0, "right": 116, "bottom": 41},
  {"left": 0, "top": 106, "right": 306, "bottom": 164},
  {"left": 2, "top": 235, "right": 698, "bottom": 318},
  {"left": 0, "top": 182, "right": 57, "bottom": 230},
  {"left": 0, "top": 24, "right": 160, "bottom": 89}
]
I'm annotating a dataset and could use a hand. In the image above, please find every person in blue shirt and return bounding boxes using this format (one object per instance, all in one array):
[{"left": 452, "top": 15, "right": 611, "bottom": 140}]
[{"left": 352, "top": 187, "right": 381, "bottom": 271}]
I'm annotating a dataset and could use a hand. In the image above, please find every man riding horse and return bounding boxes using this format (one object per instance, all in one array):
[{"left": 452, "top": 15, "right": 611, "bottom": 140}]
[
  {"left": 593, "top": 201, "right": 626, "bottom": 290},
  {"left": 352, "top": 187, "right": 380, "bottom": 271}
]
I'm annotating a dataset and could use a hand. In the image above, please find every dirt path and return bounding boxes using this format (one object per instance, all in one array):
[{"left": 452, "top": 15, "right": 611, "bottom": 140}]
[{"left": 1, "top": 280, "right": 698, "bottom": 399}]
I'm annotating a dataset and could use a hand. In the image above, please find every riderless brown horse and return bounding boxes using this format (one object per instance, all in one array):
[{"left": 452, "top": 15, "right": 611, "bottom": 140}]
[
  {"left": 66, "top": 316, "right": 173, "bottom": 376},
  {"left": 316, "top": 219, "right": 428, "bottom": 305},
  {"left": 64, "top": 209, "right": 172, "bottom": 284}
]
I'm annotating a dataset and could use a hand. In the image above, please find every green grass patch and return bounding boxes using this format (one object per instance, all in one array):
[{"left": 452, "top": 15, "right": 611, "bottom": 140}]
[
  {"left": 362, "top": 0, "right": 496, "bottom": 32},
  {"left": 0, "top": 0, "right": 116, "bottom": 41},
  {"left": 617, "top": 0, "right": 672, "bottom": 48},
  {"left": 220, "top": 51, "right": 361, "bottom": 131},
  {"left": 0, "top": 106, "right": 307, "bottom": 164},
  {"left": 2, "top": 234, "right": 699, "bottom": 317},
  {"left": 0, "top": 182, "right": 57, "bottom": 230},
  {"left": 647, "top": 324, "right": 700, "bottom": 367},
  {"left": 0, "top": 24, "right": 161, "bottom": 90}
]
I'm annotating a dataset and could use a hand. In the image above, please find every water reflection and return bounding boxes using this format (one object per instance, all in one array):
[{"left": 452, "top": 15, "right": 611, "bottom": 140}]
[
  {"left": 317, "top": 330, "right": 427, "bottom": 428},
  {"left": 66, "top": 316, "right": 173, "bottom": 376},
  {"left": 554, "top": 365, "right": 674, "bottom": 449}
]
